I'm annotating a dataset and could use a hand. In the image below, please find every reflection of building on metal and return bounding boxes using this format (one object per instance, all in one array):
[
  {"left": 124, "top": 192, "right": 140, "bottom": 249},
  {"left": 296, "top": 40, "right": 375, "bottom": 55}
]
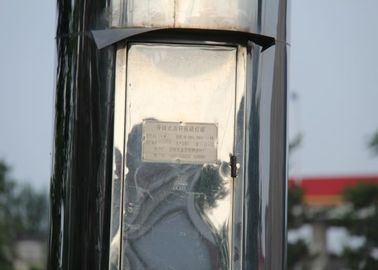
[{"left": 49, "top": 0, "right": 288, "bottom": 269}]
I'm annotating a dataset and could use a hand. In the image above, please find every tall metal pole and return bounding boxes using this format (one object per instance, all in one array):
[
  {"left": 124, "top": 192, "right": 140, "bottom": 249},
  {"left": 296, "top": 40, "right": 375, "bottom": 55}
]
[{"left": 49, "top": 1, "right": 288, "bottom": 269}]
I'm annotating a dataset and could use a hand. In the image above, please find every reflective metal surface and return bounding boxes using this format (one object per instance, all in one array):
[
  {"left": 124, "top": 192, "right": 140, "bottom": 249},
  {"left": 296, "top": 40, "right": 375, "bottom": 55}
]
[
  {"left": 110, "top": 43, "right": 239, "bottom": 270},
  {"left": 108, "top": 38, "right": 287, "bottom": 270},
  {"left": 110, "top": 0, "right": 286, "bottom": 39},
  {"left": 111, "top": 0, "right": 258, "bottom": 33},
  {"left": 49, "top": 2, "right": 116, "bottom": 270},
  {"left": 51, "top": 0, "right": 287, "bottom": 269}
]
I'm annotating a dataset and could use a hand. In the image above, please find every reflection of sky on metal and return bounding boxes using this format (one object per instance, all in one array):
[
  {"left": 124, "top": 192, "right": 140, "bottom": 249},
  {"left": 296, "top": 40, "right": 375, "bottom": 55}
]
[
  {"left": 206, "top": 180, "right": 232, "bottom": 230},
  {"left": 126, "top": 44, "right": 236, "bottom": 162},
  {"left": 114, "top": 0, "right": 257, "bottom": 31},
  {"left": 124, "top": 43, "right": 235, "bottom": 232},
  {"left": 0, "top": 1, "right": 377, "bottom": 188}
]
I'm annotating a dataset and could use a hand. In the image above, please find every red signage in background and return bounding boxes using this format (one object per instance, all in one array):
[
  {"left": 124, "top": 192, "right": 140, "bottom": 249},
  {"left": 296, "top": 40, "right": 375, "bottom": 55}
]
[{"left": 289, "top": 175, "right": 378, "bottom": 207}]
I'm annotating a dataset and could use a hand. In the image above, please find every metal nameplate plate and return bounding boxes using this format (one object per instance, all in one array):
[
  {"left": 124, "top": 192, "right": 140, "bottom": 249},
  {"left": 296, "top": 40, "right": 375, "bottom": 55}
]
[{"left": 142, "top": 121, "right": 218, "bottom": 164}]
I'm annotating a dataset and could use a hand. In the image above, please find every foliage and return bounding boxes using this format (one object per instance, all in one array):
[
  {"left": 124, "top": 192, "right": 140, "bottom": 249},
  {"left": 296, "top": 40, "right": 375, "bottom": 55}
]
[
  {"left": 286, "top": 129, "right": 378, "bottom": 269},
  {"left": 288, "top": 181, "right": 378, "bottom": 269},
  {"left": 289, "top": 133, "right": 303, "bottom": 154},
  {"left": 287, "top": 240, "right": 309, "bottom": 270},
  {"left": 288, "top": 184, "right": 304, "bottom": 209},
  {"left": 288, "top": 133, "right": 303, "bottom": 174},
  {"left": 0, "top": 162, "right": 17, "bottom": 270},
  {"left": 337, "top": 182, "right": 378, "bottom": 269},
  {"left": 342, "top": 247, "right": 378, "bottom": 270},
  {"left": 369, "top": 131, "right": 378, "bottom": 156},
  {"left": 0, "top": 160, "right": 49, "bottom": 270},
  {"left": 30, "top": 267, "right": 45, "bottom": 270},
  {"left": 287, "top": 184, "right": 305, "bottom": 228},
  {"left": 287, "top": 185, "right": 309, "bottom": 269},
  {"left": 14, "top": 184, "right": 49, "bottom": 237},
  {"left": 343, "top": 183, "right": 378, "bottom": 209}
]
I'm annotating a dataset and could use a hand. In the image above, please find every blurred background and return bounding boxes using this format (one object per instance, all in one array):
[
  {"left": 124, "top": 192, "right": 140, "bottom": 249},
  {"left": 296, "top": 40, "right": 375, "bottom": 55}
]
[{"left": 0, "top": 1, "right": 377, "bottom": 270}]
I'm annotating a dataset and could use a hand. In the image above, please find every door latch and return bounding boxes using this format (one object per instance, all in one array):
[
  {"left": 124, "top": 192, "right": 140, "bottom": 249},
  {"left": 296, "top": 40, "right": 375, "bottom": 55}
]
[{"left": 230, "top": 154, "right": 238, "bottom": 178}]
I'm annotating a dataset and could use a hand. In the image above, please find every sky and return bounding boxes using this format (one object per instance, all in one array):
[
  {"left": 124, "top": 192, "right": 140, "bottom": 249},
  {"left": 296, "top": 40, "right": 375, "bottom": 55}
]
[
  {"left": 288, "top": 0, "right": 378, "bottom": 177},
  {"left": 0, "top": 0, "right": 377, "bottom": 189},
  {"left": 0, "top": 1, "right": 55, "bottom": 189}
]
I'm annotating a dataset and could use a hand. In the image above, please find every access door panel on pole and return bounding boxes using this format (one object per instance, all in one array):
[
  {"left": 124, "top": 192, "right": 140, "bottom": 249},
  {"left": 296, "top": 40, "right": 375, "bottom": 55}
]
[{"left": 110, "top": 43, "right": 243, "bottom": 270}]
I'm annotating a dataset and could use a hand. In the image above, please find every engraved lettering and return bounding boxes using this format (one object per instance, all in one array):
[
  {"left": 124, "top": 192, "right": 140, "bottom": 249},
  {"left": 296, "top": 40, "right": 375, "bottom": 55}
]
[{"left": 142, "top": 121, "right": 218, "bottom": 164}]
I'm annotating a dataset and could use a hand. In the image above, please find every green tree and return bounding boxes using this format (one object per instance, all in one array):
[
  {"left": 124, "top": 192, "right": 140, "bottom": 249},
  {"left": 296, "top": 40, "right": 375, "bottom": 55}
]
[
  {"left": 0, "top": 160, "right": 49, "bottom": 270},
  {"left": 337, "top": 183, "right": 378, "bottom": 270},
  {"left": 287, "top": 239, "right": 309, "bottom": 269},
  {"left": 287, "top": 184, "right": 309, "bottom": 269},
  {"left": 0, "top": 161, "right": 17, "bottom": 270},
  {"left": 14, "top": 185, "right": 49, "bottom": 237},
  {"left": 369, "top": 131, "right": 378, "bottom": 156},
  {"left": 287, "top": 184, "right": 305, "bottom": 228},
  {"left": 287, "top": 132, "right": 309, "bottom": 269}
]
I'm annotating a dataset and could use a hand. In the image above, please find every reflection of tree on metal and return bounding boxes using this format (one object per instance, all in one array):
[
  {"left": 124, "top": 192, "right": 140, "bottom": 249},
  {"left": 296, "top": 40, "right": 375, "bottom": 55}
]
[
  {"left": 194, "top": 164, "right": 228, "bottom": 210},
  {"left": 120, "top": 122, "right": 231, "bottom": 270}
]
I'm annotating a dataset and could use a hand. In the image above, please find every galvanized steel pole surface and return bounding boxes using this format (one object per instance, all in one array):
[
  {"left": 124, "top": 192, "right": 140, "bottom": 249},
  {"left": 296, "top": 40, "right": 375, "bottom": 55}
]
[{"left": 49, "top": 0, "right": 288, "bottom": 269}]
